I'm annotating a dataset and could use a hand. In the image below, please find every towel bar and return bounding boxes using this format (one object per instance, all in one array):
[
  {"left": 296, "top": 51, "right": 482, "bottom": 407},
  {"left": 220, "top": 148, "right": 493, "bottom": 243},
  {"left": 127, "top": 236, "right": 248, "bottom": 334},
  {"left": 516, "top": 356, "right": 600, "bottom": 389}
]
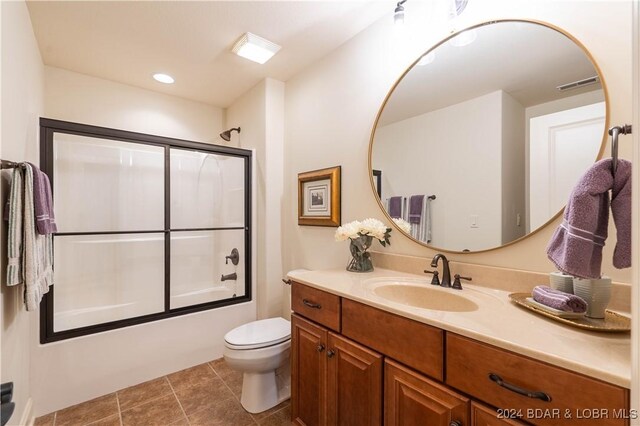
[{"left": 609, "top": 124, "right": 632, "bottom": 175}]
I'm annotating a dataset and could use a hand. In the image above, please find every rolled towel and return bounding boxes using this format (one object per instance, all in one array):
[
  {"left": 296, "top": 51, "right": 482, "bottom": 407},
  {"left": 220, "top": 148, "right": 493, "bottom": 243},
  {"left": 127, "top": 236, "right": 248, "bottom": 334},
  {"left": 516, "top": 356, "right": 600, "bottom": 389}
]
[{"left": 532, "top": 285, "right": 587, "bottom": 313}]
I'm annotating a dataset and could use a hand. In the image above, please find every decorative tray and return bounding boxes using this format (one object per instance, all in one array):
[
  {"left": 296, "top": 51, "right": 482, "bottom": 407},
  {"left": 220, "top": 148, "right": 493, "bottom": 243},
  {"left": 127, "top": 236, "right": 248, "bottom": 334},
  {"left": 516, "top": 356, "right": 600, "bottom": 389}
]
[{"left": 508, "top": 293, "right": 631, "bottom": 333}]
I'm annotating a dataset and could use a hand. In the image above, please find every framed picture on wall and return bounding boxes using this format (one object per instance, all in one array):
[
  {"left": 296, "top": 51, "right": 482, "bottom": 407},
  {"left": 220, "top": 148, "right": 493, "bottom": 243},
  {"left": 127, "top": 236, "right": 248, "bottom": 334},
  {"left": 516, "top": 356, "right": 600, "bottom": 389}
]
[{"left": 298, "top": 166, "right": 341, "bottom": 226}]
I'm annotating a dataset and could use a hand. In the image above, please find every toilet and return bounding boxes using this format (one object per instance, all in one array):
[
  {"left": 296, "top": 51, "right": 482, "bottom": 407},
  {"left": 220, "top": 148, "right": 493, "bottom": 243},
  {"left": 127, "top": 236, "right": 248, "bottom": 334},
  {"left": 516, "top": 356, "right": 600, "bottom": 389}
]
[{"left": 223, "top": 317, "right": 291, "bottom": 413}]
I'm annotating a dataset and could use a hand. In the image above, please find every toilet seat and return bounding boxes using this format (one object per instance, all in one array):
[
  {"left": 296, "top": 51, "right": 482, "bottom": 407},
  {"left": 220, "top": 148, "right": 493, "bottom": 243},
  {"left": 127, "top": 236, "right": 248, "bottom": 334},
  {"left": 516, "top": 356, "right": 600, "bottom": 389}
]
[{"left": 224, "top": 317, "right": 291, "bottom": 350}]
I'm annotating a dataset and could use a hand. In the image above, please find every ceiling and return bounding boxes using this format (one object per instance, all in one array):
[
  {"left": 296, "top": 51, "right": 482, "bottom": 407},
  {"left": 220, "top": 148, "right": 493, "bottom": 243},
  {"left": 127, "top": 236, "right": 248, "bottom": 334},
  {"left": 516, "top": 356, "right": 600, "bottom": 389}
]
[
  {"left": 27, "top": 1, "right": 394, "bottom": 108},
  {"left": 379, "top": 21, "right": 603, "bottom": 126}
]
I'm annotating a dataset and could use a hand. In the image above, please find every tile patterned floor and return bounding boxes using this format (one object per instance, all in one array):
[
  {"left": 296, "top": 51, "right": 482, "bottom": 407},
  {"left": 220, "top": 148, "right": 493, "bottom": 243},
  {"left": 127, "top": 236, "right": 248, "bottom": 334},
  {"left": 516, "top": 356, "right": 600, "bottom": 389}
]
[{"left": 34, "top": 358, "right": 290, "bottom": 426}]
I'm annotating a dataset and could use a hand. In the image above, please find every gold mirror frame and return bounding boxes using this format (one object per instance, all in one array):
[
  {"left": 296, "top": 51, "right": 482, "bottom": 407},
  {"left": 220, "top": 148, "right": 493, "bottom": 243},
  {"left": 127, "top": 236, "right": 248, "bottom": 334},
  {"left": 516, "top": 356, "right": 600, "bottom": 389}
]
[{"left": 368, "top": 19, "right": 610, "bottom": 254}]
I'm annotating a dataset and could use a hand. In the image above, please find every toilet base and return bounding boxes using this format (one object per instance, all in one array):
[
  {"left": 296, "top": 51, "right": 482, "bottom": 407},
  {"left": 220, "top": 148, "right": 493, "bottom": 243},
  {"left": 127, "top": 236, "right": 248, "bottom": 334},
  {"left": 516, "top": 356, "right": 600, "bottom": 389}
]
[
  {"left": 240, "top": 372, "right": 289, "bottom": 413},
  {"left": 239, "top": 362, "right": 291, "bottom": 414}
]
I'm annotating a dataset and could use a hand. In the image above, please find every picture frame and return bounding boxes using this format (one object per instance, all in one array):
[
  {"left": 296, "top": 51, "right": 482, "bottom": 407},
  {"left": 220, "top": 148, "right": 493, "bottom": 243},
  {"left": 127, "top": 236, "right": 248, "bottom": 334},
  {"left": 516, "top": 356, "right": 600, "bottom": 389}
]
[{"left": 298, "top": 166, "right": 341, "bottom": 226}]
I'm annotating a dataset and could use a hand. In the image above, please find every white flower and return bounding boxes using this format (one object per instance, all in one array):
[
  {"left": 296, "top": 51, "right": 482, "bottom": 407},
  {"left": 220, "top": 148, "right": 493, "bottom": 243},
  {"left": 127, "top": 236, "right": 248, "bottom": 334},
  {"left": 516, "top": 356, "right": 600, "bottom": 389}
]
[
  {"left": 359, "top": 218, "right": 388, "bottom": 241},
  {"left": 392, "top": 218, "right": 411, "bottom": 234},
  {"left": 334, "top": 220, "right": 361, "bottom": 241}
]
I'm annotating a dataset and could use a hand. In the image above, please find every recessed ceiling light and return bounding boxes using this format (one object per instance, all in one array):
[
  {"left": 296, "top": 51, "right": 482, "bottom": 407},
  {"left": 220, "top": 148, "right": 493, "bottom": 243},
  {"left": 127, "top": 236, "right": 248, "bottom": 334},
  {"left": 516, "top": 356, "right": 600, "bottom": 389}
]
[
  {"left": 153, "top": 73, "right": 174, "bottom": 84},
  {"left": 417, "top": 52, "right": 436, "bottom": 66},
  {"left": 449, "top": 29, "right": 477, "bottom": 47},
  {"left": 232, "top": 32, "right": 281, "bottom": 64}
]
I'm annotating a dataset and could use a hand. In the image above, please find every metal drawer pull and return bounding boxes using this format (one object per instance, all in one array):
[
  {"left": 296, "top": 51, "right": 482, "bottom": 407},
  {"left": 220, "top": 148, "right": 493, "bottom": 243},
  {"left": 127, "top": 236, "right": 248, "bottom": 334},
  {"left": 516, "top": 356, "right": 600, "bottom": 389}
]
[
  {"left": 302, "top": 299, "right": 322, "bottom": 309},
  {"left": 317, "top": 344, "right": 325, "bottom": 353},
  {"left": 327, "top": 349, "right": 335, "bottom": 358},
  {"left": 489, "top": 373, "right": 552, "bottom": 402},
  {"left": 449, "top": 421, "right": 462, "bottom": 426}
]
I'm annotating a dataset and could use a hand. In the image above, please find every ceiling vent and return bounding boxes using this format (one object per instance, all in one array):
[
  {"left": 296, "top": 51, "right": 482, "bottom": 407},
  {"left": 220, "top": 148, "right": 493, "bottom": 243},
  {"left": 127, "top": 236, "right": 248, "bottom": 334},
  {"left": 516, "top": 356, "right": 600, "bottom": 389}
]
[{"left": 556, "top": 76, "right": 599, "bottom": 92}]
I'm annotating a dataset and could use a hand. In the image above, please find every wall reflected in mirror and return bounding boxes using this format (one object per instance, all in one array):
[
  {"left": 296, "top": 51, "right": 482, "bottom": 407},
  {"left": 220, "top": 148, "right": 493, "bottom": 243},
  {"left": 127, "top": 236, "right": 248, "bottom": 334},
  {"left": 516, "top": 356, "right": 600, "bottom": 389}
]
[{"left": 370, "top": 20, "right": 606, "bottom": 252}]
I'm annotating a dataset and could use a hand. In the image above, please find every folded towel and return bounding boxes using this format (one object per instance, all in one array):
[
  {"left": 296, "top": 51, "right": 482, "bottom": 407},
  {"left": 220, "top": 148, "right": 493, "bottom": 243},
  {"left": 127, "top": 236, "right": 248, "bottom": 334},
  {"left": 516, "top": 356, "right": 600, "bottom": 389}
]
[
  {"left": 6, "top": 166, "right": 24, "bottom": 287},
  {"left": 408, "top": 195, "right": 424, "bottom": 224},
  {"left": 532, "top": 285, "right": 587, "bottom": 313},
  {"left": 389, "top": 196, "right": 402, "bottom": 219},
  {"left": 611, "top": 159, "right": 631, "bottom": 269},
  {"left": 27, "top": 162, "right": 57, "bottom": 235},
  {"left": 6, "top": 164, "right": 53, "bottom": 310},
  {"left": 546, "top": 158, "right": 627, "bottom": 279}
]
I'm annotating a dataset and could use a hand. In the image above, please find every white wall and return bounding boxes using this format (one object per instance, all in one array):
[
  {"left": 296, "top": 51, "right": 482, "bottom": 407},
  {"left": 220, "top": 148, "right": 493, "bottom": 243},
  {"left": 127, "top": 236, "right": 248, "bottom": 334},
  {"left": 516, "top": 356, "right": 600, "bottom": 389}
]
[
  {"left": 226, "top": 78, "right": 286, "bottom": 319},
  {"left": 31, "top": 66, "right": 257, "bottom": 416},
  {"left": 0, "top": 1, "right": 44, "bottom": 424},
  {"left": 501, "top": 91, "right": 526, "bottom": 244},
  {"left": 373, "top": 91, "right": 503, "bottom": 251},
  {"left": 284, "top": 0, "right": 633, "bottom": 285}
]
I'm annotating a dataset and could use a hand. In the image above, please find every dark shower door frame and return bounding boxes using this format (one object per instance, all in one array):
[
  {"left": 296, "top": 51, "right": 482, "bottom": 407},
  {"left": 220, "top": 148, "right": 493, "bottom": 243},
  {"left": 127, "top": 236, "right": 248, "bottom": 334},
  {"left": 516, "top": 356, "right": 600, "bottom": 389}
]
[{"left": 39, "top": 118, "right": 252, "bottom": 343}]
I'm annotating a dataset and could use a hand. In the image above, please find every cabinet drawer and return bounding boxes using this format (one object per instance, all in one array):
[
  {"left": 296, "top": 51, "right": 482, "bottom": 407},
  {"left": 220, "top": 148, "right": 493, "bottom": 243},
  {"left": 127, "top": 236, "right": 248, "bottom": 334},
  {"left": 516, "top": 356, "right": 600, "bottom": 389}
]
[
  {"left": 471, "top": 401, "right": 527, "bottom": 426},
  {"left": 291, "top": 281, "right": 341, "bottom": 332},
  {"left": 446, "top": 334, "right": 629, "bottom": 426},
  {"left": 342, "top": 299, "right": 444, "bottom": 380}
]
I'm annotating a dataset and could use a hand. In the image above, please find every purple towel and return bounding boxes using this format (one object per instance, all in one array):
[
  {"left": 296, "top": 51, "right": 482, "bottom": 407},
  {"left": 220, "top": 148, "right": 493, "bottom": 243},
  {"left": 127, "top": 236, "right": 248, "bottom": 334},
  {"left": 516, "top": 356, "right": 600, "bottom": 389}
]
[
  {"left": 532, "top": 285, "right": 587, "bottom": 313},
  {"left": 546, "top": 158, "right": 631, "bottom": 279},
  {"left": 611, "top": 159, "right": 631, "bottom": 269},
  {"left": 27, "top": 162, "right": 57, "bottom": 235},
  {"left": 408, "top": 195, "right": 424, "bottom": 224},
  {"left": 389, "top": 196, "right": 402, "bottom": 219}
]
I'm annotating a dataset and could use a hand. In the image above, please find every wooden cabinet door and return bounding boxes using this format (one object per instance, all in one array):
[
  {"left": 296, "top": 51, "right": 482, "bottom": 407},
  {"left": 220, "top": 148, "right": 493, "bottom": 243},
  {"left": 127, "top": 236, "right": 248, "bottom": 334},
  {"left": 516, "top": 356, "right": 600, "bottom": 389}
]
[
  {"left": 471, "top": 402, "right": 526, "bottom": 426},
  {"left": 385, "top": 359, "right": 469, "bottom": 426},
  {"left": 327, "top": 332, "right": 383, "bottom": 426},
  {"left": 292, "top": 314, "right": 328, "bottom": 426}
]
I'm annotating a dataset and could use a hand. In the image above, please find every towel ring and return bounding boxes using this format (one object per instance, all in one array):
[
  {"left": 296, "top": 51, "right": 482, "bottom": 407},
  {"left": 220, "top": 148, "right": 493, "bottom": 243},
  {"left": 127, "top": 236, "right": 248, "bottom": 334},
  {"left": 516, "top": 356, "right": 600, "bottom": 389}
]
[{"left": 609, "top": 124, "right": 632, "bottom": 175}]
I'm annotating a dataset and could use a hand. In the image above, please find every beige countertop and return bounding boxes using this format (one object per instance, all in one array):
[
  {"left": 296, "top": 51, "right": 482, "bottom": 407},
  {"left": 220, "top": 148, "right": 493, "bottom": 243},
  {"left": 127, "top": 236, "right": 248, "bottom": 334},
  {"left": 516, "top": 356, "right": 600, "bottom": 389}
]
[{"left": 288, "top": 267, "right": 631, "bottom": 388}]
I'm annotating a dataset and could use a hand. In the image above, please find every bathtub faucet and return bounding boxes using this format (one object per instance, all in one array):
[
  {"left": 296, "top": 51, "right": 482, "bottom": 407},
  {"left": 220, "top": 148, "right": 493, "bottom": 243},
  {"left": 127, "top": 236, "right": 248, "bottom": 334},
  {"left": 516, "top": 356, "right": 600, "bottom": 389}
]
[{"left": 221, "top": 272, "right": 238, "bottom": 282}]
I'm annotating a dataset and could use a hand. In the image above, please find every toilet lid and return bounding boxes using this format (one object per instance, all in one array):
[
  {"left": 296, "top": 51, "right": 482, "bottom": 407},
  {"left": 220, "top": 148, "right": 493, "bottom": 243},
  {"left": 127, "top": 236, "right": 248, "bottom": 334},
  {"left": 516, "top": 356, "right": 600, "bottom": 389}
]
[{"left": 224, "top": 317, "right": 291, "bottom": 349}]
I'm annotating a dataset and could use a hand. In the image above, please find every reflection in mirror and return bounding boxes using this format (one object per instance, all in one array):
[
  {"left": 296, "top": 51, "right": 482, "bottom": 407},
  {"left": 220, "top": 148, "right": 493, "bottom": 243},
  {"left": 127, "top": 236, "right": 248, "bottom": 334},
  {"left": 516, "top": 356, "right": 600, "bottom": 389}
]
[{"left": 371, "top": 20, "right": 606, "bottom": 252}]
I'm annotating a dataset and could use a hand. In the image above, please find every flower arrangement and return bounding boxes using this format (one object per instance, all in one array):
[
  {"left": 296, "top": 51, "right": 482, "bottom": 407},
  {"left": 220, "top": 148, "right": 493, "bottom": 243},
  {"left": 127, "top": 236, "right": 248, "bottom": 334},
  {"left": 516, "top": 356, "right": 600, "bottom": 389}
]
[{"left": 335, "top": 218, "right": 392, "bottom": 272}]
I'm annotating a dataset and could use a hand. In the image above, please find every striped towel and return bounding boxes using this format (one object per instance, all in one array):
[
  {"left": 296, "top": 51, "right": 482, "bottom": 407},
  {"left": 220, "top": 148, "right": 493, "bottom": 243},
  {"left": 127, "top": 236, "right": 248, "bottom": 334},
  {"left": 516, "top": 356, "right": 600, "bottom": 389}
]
[{"left": 6, "top": 164, "right": 53, "bottom": 311}]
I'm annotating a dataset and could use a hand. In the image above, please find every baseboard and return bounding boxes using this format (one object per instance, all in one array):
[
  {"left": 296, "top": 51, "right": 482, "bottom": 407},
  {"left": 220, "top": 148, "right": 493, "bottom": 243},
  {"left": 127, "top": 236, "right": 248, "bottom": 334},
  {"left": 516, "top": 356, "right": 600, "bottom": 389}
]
[{"left": 18, "top": 397, "right": 34, "bottom": 426}]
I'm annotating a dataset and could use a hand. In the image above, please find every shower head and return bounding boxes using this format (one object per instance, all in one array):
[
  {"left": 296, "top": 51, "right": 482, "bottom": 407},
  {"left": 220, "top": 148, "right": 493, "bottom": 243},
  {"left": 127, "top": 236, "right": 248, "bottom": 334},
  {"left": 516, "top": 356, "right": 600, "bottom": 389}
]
[{"left": 220, "top": 127, "right": 241, "bottom": 141}]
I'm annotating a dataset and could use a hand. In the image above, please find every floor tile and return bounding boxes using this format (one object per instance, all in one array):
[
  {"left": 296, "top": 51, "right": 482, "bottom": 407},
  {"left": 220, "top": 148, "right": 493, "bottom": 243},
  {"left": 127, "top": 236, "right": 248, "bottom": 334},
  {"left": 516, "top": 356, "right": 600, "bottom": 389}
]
[
  {"left": 251, "top": 401, "right": 290, "bottom": 422},
  {"left": 117, "top": 377, "right": 173, "bottom": 411},
  {"left": 87, "top": 414, "right": 122, "bottom": 426},
  {"left": 224, "top": 374, "right": 244, "bottom": 398},
  {"left": 55, "top": 394, "right": 119, "bottom": 426},
  {"left": 167, "top": 363, "right": 216, "bottom": 392},
  {"left": 187, "top": 398, "right": 256, "bottom": 426},
  {"left": 121, "top": 394, "right": 185, "bottom": 426},
  {"left": 174, "top": 377, "right": 236, "bottom": 415},
  {"left": 33, "top": 413, "right": 55, "bottom": 426},
  {"left": 257, "top": 405, "right": 291, "bottom": 426}
]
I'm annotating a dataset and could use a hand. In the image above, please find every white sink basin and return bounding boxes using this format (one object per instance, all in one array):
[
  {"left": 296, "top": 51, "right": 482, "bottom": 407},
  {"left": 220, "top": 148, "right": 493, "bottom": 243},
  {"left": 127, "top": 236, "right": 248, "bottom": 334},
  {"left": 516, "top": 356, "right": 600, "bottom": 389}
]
[{"left": 365, "top": 278, "right": 479, "bottom": 312}]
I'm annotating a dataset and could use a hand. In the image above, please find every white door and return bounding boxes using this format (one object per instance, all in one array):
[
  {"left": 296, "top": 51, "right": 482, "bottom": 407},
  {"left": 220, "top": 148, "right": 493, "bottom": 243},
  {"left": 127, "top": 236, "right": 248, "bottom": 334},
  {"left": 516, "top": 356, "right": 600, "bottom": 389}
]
[{"left": 529, "top": 101, "right": 605, "bottom": 230}]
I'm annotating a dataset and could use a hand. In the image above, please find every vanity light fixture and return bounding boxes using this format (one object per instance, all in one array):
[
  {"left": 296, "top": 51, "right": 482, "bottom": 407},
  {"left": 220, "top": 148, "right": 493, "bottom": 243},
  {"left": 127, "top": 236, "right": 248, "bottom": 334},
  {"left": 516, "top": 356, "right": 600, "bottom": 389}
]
[
  {"left": 556, "top": 75, "right": 599, "bottom": 91},
  {"left": 232, "top": 32, "right": 281, "bottom": 64},
  {"left": 153, "top": 73, "right": 175, "bottom": 84},
  {"left": 394, "top": 0, "right": 407, "bottom": 24}
]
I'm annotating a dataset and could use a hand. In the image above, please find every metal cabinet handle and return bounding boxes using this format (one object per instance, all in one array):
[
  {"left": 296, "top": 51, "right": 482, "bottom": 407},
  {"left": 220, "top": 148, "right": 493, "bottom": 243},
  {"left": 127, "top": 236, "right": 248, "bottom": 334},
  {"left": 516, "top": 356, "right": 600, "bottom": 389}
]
[
  {"left": 449, "top": 421, "right": 462, "bottom": 426},
  {"left": 303, "top": 299, "right": 322, "bottom": 309},
  {"left": 317, "top": 344, "right": 325, "bottom": 353},
  {"left": 282, "top": 279, "right": 291, "bottom": 285},
  {"left": 488, "top": 373, "right": 552, "bottom": 402},
  {"left": 327, "top": 349, "right": 335, "bottom": 358}
]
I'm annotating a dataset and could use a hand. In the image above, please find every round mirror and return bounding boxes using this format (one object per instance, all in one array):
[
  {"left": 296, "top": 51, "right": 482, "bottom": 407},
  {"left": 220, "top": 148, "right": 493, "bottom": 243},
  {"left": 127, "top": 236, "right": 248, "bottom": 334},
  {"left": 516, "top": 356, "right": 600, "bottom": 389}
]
[{"left": 370, "top": 20, "right": 608, "bottom": 253}]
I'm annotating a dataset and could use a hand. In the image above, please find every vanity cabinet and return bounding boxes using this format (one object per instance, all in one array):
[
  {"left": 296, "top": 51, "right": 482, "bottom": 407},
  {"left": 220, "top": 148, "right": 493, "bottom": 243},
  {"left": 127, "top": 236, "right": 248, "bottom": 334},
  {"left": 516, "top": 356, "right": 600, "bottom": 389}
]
[
  {"left": 291, "top": 281, "right": 630, "bottom": 426},
  {"left": 291, "top": 314, "right": 383, "bottom": 426},
  {"left": 385, "top": 359, "right": 468, "bottom": 426},
  {"left": 470, "top": 402, "right": 526, "bottom": 426}
]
